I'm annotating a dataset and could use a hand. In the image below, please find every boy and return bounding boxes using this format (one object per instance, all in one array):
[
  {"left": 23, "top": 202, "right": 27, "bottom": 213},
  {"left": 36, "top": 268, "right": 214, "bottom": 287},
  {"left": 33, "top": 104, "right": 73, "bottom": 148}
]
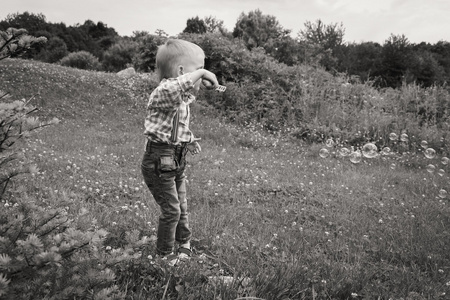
[{"left": 141, "top": 39, "right": 219, "bottom": 265}]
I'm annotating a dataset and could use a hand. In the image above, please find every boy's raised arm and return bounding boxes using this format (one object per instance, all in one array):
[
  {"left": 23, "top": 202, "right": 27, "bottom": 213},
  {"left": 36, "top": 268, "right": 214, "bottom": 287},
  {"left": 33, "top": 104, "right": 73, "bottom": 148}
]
[{"left": 190, "top": 69, "right": 219, "bottom": 88}]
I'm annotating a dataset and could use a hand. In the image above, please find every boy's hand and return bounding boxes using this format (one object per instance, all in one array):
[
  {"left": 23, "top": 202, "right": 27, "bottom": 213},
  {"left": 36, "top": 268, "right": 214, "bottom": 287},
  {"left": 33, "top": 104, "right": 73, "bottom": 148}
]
[
  {"left": 187, "top": 138, "right": 202, "bottom": 155},
  {"left": 201, "top": 70, "right": 219, "bottom": 89}
]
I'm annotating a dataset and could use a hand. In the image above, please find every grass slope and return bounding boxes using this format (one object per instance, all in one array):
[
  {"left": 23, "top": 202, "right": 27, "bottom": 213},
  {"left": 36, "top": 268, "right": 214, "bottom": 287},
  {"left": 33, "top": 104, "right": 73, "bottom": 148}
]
[{"left": 1, "top": 59, "right": 449, "bottom": 299}]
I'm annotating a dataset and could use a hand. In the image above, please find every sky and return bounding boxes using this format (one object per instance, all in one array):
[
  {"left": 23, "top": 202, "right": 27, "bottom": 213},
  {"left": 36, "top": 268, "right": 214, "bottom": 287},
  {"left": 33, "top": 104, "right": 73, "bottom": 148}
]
[{"left": 1, "top": 0, "right": 449, "bottom": 44}]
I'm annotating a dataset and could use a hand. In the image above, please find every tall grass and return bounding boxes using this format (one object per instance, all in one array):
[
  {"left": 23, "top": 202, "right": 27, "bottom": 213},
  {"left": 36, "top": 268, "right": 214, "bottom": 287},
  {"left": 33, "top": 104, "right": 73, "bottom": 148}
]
[{"left": 1, "top": 58, "right": 449, "bottom": 299}]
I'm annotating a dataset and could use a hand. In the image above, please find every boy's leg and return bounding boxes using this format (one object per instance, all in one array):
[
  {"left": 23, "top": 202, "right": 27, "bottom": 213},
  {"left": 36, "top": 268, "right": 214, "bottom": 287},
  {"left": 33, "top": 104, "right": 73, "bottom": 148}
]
[
  {"left": 142, "top": 155, "right": 180, "bottom": 255},
  {"left": 175, "top": 170, "right": 191, "bottom": 247}
]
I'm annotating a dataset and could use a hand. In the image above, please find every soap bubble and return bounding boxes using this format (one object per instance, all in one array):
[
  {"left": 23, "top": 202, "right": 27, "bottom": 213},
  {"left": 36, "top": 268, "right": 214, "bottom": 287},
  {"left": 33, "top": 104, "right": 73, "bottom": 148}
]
[
  {"left": 381, "top": 147, "right": 391, "bottom": 155},
  {"left": 325, "top": 138, "right": 335, "bottom": 148},
  {"left": 441, "top": 157, "right": 449, "bottom": 165},
  {"left": 362, "top": 143, "right": 378, "bottom": 158},
  {"left": 338, "top": 147, "right": 350, "bottom": 157},
  {"left": 438, "top": 189, "right": 447, "bottom": 199},
  {"left": 426, "top": 164, "right": 436, "bottom": 173},
  {"left": 389, "top": 133, "right": 398, "bottom": 141},
  {"left": 424, "top": 148, "right": 436, "bottom": 159},
  {"left": 437, "top": 169, "right": 445, "bottom": 177},
  {"left": 400, "top": 133, "right": 408, "bottom": 142},
  {"left": 349, "top": 151, "right": 362, "bottom": 164},
  {"left": 319, "top": 148, "right": 330, "bottom": 158},
  {"left": 420, "top": 140, "right": 428, "bottom": 149}
]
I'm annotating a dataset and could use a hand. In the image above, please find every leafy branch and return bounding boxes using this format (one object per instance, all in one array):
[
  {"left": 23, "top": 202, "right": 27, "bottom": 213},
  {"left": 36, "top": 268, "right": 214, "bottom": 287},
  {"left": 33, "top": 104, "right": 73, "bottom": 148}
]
[{"left": 0, "top": 27, "right": 47, "bottom": 61}]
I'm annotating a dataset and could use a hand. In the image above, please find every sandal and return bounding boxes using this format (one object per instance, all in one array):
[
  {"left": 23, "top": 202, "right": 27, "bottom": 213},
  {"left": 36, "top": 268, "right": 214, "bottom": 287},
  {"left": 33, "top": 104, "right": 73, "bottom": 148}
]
[{"left": 177, "top": 246, "right": 192, "bottom": 260}]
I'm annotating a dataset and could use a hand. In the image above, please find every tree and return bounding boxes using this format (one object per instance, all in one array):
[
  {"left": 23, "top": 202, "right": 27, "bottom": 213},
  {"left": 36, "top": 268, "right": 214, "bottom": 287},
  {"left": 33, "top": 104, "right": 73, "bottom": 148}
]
[
  {"left": 406, "top": 49, "right": 445, "bottom": 87},
  {"left": 338, "top": 42, "right": 383, "bottom": 82},
  {"left": 297, "top": 19, "right": 345, "bottom": 70},
  {"left": 0, "top": 28, "right": 47, "bottom": 60},
  {"left": 233, "top": 9, "right": 285, "bottom": 51},
  {"left": 132, "top": 34, "right": 166, "bottom": 72},
  {"left": 204, "top": 16, "right": 227, "bottom": 35},
  {"left": 378, "top": 34, "right": 412, "bottom": 87},
  {"left": 0, "top": 12, "right": 47, "bottom": 35},
  {"left": 35, "top": 36, "right": 68, "bottom": 63},
  {"left": 183, "top": 16, "right": 207, "bottom": 34}
]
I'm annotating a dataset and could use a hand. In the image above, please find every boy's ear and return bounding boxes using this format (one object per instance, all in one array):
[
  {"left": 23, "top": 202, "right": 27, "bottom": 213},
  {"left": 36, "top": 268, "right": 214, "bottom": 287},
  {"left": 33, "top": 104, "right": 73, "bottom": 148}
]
[{"left": 177, "top": 65, "right": 184, "bottom": 76}]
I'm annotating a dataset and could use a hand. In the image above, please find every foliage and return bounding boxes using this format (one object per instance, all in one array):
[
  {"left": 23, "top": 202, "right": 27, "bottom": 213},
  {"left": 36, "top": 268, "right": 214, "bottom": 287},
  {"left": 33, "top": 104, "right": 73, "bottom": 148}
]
[
  {"left": 297, "top": 19, "right": 346, "bottom": 71},
  {"left": 204, "top": 16, "right": 229, "bottom": 35},
  {"left": 0, "top": 12, "right": 117, "bottom": 60},
  {"left": 34, "top": 36, "right": 68, "bottom": 63},
  {"left": 2, "top": 11, "right": 450, "bottom": 87},
  {"left": 101, "top": 38, "right": 138, "bottom": 72},
  {"left": 0, "top": 27, "right": 47, "bottom": 60},
  {"left": 0, "top": 31, "right": 158, "bottom": 299},
  {"left": 183, "top": 16, "right": 207, "bottom": 34},
  {"left": 132, "top": 33, "right": 167, "bottom": 72},
  {"left": 1, "top": 58, "right": 449, "bottom": 299},
  {"left": 232, "top": 9, "right": 292, "bottom": 62},
  {"left": 60, "top": 50, "right": 101, "bottom": 70}
]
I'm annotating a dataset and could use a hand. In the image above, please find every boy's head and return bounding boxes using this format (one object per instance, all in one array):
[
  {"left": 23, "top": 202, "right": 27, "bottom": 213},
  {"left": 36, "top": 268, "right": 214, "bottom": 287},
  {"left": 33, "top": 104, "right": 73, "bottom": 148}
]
[{"left": 156, "top": 39, "right": 205, "bottom": 82}]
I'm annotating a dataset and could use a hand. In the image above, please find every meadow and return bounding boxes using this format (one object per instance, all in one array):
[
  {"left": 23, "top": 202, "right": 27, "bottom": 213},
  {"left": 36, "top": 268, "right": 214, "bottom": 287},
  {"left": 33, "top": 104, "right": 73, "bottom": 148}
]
[{"left": 0, "top": 58, "right": 449, "bottom": 299}]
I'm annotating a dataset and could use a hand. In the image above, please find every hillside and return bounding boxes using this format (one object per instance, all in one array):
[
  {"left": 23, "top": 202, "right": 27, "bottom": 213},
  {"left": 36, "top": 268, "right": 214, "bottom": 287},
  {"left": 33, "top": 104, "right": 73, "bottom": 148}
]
[
  {"left": 0, "top": 58, "right": 155, "bottom": 120},
  {"left": 1, "top": 59, "right": 449, "bottom": 299}
]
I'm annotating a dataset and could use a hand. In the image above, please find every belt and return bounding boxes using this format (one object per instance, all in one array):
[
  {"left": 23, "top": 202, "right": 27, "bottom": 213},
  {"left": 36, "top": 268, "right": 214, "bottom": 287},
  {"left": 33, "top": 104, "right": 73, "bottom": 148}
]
[{"left": 146, "top": 140, "right": 187, "bottom": 149}]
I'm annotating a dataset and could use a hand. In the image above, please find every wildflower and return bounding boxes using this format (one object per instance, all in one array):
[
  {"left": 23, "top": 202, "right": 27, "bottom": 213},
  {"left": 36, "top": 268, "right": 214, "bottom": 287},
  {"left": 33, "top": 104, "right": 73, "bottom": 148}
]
[{"left": 351, "top": 293, "right": 358, "bottom": 298}]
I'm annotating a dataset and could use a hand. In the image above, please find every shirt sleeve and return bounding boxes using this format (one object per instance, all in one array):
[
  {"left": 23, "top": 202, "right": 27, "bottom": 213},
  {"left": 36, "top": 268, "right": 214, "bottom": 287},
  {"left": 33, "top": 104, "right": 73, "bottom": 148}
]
[{"left": 148, "top": 74, "right": 193, "bottom": 110}]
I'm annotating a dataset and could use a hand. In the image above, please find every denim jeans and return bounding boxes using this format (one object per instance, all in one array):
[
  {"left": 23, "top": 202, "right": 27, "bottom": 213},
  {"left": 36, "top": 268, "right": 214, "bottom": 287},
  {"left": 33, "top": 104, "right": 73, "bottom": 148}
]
[{"left": 141, "top": 141, "right": 191, "bottom": 255}]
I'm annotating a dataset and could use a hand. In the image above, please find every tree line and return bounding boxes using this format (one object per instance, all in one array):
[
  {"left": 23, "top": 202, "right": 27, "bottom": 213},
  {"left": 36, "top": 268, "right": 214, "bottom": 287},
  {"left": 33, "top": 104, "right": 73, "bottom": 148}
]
[{"left": 1, "top": 10, "right": 449, "bottom": 89}]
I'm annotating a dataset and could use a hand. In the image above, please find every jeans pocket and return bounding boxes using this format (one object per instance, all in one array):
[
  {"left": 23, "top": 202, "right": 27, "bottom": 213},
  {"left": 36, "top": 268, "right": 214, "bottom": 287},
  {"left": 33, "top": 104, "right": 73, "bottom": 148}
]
[{"left": 159, "top": 155, "right": 177, "bottom": 172}]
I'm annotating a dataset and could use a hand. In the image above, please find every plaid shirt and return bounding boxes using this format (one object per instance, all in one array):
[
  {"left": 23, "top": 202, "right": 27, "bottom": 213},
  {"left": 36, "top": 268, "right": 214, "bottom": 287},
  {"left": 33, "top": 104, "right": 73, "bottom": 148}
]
[{"left": 144, "top": 73, "right": 196, "bottom": 144}]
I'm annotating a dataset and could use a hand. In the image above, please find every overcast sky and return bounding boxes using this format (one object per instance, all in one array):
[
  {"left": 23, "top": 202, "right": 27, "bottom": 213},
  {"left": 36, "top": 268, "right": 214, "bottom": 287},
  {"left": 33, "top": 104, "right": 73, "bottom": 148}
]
[{"left": 1, "top": 0, "right": 449, "bottom": 44}]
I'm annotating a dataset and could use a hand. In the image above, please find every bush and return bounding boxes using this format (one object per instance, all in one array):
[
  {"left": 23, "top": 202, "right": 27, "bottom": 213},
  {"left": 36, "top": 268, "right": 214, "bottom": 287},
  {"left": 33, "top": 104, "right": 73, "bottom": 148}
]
[
  {"left": 0, "top": 30, "right": 139, "bottom": 299},
  {"left": 102, "top": 38, "right": 138, "bottom": 72},
  {"left": 60, "top": 50, "right": 101, "bottom": 70},
  {"left": 132, "top": 34, "right": 166, "bottom": 72},
  {"left": 34, "top": 36, "right": 68, "bottom": 63}
]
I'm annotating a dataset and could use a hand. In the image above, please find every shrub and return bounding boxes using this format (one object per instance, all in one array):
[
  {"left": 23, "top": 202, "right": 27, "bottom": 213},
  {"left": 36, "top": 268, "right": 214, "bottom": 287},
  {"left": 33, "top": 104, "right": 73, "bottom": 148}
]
[
  {"left": 102, "top": 38, "right": 138, "bottom": 72},
  {"left": 0, "top": 27, "right": 47, "bottom": 60},
  {"left": 0, "top": 29, "right": 142, "bottom": 299},
  {"left": 132, "top": 34, "right": 166, "bottom": 72},
  {"left": 60, "top": 50, "right": 101, "bottom": 70}
]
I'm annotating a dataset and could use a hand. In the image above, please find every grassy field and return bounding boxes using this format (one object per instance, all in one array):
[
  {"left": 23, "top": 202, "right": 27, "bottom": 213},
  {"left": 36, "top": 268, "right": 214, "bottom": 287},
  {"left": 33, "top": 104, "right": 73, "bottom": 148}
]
[{"left": 1, "top": 59, "right": 449, "bottom": 299}]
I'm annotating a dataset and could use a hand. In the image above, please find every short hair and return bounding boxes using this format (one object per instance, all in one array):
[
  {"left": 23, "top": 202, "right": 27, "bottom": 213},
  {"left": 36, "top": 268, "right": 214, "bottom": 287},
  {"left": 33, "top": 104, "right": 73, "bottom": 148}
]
[{"left": 156, "top": 39, "right": 204, "bottom": 81}]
